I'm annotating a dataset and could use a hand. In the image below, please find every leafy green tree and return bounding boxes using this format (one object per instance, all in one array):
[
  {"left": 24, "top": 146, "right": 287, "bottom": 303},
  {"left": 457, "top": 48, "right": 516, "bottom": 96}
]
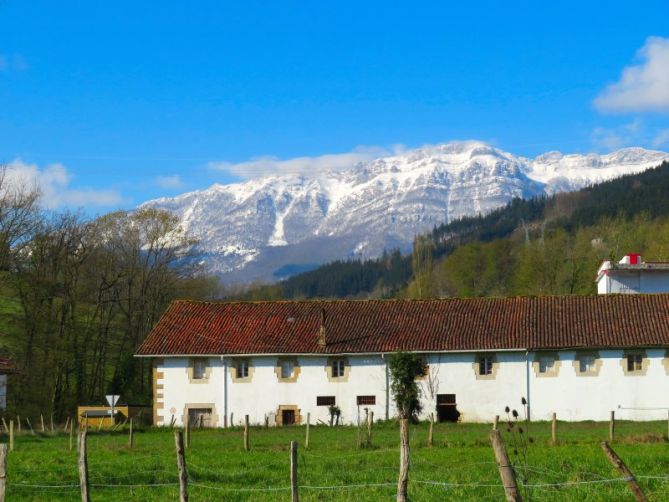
[
  {"left": 388, "top": 352, "right": 424, "bottom": 501},
  {"left": 388, "top": 352, "right": 424, "bottom": 420}
]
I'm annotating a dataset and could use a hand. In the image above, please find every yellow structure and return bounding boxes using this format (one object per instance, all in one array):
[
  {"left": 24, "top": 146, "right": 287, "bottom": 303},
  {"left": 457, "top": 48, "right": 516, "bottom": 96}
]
[{"left": 77, "top": 405, "right": 151, "bottom": 427}]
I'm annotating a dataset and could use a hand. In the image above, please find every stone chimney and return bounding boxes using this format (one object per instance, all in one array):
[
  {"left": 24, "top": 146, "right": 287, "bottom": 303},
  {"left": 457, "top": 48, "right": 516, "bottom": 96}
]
[
  {"left": 619, "top": 253, "right": 643, "bottom": 265},
  {"left": 318, "top": 308, "right": 327, "bottom": 347}
]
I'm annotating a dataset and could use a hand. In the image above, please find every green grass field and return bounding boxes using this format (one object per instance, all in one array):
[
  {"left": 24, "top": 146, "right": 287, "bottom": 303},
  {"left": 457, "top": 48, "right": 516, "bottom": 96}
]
[{"left": 4, "top": 419, "right": 669, "bottom": 501}]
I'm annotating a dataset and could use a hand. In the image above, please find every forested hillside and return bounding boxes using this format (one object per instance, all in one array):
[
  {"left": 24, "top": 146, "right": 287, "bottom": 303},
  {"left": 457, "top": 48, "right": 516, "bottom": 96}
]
[
  {"left": 0, "top": 171, "right": 218, "bottom": 418},
  {"left": 237, "top": 160, "right": 669, "bottom": 300}
]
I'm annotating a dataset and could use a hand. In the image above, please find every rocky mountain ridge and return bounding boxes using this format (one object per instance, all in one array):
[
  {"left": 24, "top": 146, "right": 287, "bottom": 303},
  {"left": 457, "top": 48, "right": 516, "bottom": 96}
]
[{"left": 142, "top": 141, "right": 669, "bottom": 283}]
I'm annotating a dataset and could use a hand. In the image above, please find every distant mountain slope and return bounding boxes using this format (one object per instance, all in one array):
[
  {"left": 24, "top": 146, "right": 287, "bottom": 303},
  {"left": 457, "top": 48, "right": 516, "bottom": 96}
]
[
  {"left": 142, "top": 142, "right": 668, "bottom": 283},
  {"left": 243, "top": 159, "right": 669, "bottom": 300}
]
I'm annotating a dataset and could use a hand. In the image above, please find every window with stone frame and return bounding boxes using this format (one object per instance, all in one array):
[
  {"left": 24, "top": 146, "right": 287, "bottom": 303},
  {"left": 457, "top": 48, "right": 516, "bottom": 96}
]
[
  {"left": 236, "top": 359, "right": 249, "bottom": 379},
  {"left": 533, "top": 353, "right": 560, "bottom": 377},
  {"left": 192, "top": 359, "right": 208, "bottom": 380},
  {"left": 478, "top": 356, "right": 494, "bottom": 376},
  {"left": 281, "top": 359, "right": 295, "bottom": 379},
  {"left": 627, "top": 353, "right": 643, "bottom": 373},
  {"left": 579, "top": 354, "right": 596, "bottom": 373},
  {"left": 331, "top": 358, "right": 346, "bottom": 378},
  {"left": 539, "top": 356, "right": 555, "bottom": 374}
]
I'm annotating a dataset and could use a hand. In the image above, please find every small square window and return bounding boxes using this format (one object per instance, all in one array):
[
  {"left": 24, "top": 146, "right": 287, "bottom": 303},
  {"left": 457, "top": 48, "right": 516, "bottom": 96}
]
[
  {"left": 627, "top": 354, "right": 643, "bottom": 372},
  {"left": 188, "top": 408, "right": 212, "bottom": 428},
  {"left": 281, "top": 360, "right": 295, "bottom": 379},
  {"left": 317, "top": 396, "right": 336, "bottom": 406},
  {"left": 539, "top": 357, "right": 554, "bottom": 374},
  {"left": 192, "top": 359, "right": 208, "bottom": 380},
  {"left": 578, "top": 355, "right": 596, "bottom": 374},
  {"left": 357, "top": 395, "right": 376, "bottom": 405},
  {"left": 332, "top": 359, "right": 345, "bottom": 378},
  {"left": 479, "top": 357, "right": 493, "bottom": 375},
  {"left": 236, "top": 360, "right": 249, "bottom": 378}
]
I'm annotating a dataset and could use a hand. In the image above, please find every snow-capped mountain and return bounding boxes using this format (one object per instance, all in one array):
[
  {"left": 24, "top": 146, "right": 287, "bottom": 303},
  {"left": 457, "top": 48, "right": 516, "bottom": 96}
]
[{"left": 142, "top": 142, "right": 669, "bottom": 283}]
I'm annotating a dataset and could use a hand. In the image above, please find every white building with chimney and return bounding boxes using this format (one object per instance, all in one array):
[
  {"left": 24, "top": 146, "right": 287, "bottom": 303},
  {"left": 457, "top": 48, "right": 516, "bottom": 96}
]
[
  {"left": 596, "top": 254, "right": 669, "bottom": 294},
  {"left": 137, "top": 291, "right": 669, "bottom": 427}
]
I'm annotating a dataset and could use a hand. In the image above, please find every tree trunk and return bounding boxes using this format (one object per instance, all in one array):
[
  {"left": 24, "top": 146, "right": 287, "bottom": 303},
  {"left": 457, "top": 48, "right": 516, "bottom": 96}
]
[{"left": 397, "top": 418, "right": 409, "bottom": 502}]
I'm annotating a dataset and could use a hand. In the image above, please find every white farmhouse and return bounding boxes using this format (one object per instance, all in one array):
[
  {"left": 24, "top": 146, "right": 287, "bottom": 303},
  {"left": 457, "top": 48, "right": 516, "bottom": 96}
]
[
  {"left": 597, "top": 254, "right": 669, "bottom": 294},
  {"left": 136, "top": 294, "right": 669, "bottom": 426}
]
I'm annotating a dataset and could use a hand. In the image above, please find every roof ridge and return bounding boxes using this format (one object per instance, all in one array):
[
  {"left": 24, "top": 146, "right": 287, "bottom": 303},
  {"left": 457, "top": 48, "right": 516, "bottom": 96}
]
[{"left": 170, "top": 293, "right": 669, "bottom": 307}]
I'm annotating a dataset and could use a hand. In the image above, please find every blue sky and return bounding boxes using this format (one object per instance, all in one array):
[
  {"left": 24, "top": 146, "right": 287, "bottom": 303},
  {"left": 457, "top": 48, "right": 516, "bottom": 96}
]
[{"left": 1, "top": 0, "right": 668, "bottom": 211}]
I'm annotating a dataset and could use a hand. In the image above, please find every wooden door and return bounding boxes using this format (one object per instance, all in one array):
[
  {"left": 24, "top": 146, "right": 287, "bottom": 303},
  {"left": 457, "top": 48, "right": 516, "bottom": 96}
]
[{"left": 282, "top": 409, "right": 296, "bottom": 425}]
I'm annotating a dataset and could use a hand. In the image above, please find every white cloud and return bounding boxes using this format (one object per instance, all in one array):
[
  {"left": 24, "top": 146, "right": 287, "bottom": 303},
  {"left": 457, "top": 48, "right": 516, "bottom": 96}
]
[
  {"left": 208, "top": 146, "right": 392, "bottom": 179},
  {"left": 155, "top": 174, "right": 183, "bottom": 189},
  {"left": 591, "top": 120, "right": 643, "bottom": 150},
  {"left": 4, "top": 159, "right": 124, "bottom": 209},
  {"left": 595, "top": 37, "right": 669, "bottom": 113},
  {"left": 653, "top": 129, "right": 669, "bottom": 148}
]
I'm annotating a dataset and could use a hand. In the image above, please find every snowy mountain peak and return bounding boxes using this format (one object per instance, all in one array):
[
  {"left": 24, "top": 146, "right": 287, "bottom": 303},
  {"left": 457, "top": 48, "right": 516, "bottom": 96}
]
[{"left": 141, "top": 142, "right": 669, "bottom": 283}]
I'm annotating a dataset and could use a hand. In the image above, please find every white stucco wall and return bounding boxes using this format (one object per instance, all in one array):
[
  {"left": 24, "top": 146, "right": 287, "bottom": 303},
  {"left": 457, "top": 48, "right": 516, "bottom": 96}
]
[
  {"left": 154, "top": 349, "right": 669, "bottom": 426},
  {"left": 159, "top": 357, "right": 227, "bottom": 427},
  {"left": 528, "top": 350, "right": 669, "bottom": 422},
  {"left": 598, "top": 270, "right": 669, "bottom": 294}
]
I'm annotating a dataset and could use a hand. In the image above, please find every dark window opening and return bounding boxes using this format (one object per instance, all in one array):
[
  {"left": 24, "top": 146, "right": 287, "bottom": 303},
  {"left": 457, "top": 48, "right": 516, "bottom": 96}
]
[
  {"left": 282, "top": 409, "right": 296, "bottom": 425},
  {"left": 627, "top": 354, "right": 643, "bottom": 372},
  {"left": 357, "top": 395, "right": 376, "bottom": 405},
  {"left": 479, "top": 357, "right": 493, "bottom": 375},
  {"left": 436, "top": 394, "right": 460, "bottom": 423},
  {"left": 332, "top": 359, "right": 346, "bottom": 377},
  {"left": 188, "top": 408, "right": 213, "bottom": 428},
  {"left": 317, "top": 396, "right": 336, "bottom": 406},
  {"left": 236, "top": 360, "right": 249, "bottom": 378}
]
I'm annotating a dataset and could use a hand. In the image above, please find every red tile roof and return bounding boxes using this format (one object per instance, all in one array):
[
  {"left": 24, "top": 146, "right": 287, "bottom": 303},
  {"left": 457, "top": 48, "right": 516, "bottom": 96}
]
[{"left": 136, "top": 295, "right": 669, "bottom": 356}]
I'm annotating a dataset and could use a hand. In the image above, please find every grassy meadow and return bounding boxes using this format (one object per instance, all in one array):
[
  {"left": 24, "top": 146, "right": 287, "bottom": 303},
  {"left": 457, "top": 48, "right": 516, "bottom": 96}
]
[{"left": 3, "top": 418, "right": 669, "bottom": 501}]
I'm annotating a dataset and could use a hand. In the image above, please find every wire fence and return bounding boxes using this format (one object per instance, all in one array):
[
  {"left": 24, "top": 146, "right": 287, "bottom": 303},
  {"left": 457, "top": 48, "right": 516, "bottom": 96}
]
[{"left": 2, "top": 421, "right": 669, "bottom": 501}]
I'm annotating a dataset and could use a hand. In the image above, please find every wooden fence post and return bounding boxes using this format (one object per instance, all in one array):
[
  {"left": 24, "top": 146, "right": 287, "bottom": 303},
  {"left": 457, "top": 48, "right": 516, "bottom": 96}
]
[
  {"left": 290, "top": 440, "right": 299, "bottom": 502},
  {"left": 427, "top": 413, "right": 434, "bottom": 447},
  {"left": 69, "top": 419, "right": 74, "bottom": 451},
  {"left": 397, "top": 418, "right": 410, "bottom": 502},
  {"left": 175, "top": 431, "right": 189, "bottom": 502},
  {"left": 493, "top": 415, "right": 499, "bottom": 430},
  {"left": 244, "top": 415, "right": 250, "bottom": 451},
  {"left": 305, "top": 412, "right": 310, "bottom": 449},
  {"left": 609, "top": 410, "right": 615, "bottom": 442},
  {"left": 184, "top": 416, "right": 190, "bottom": 448},
  {"left": 78, "top": 430, "right": 90, "bottom": 502},
  {"left": 551, "top": 412, "right": 557, "bottom": 445},
  {"left": 601, "top": 441, "right": 647, "bottom": 502},
  {"left": 8, "top": 421, "right": 13, "bottom": 453},
  {"left": 40, "top": 414, "right": 45, "bottom": 433},
  {"left": 368, "top": 411, "right": 374, "bottom": 446},
  {"left": 128, "top": 418, "right": 134, "bottom": 448},
  {"left": 490, "top": 429, "right": 522, "bottom": 502},
  {"left": 0, "top": 443, "right": 6, "bottom": 502}
]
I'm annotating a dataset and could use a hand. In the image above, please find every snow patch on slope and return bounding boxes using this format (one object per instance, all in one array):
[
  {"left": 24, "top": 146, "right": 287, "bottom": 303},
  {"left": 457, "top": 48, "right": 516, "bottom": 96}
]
[{"left": 141, "top": 142, "right": 669, "bottom": 281}]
